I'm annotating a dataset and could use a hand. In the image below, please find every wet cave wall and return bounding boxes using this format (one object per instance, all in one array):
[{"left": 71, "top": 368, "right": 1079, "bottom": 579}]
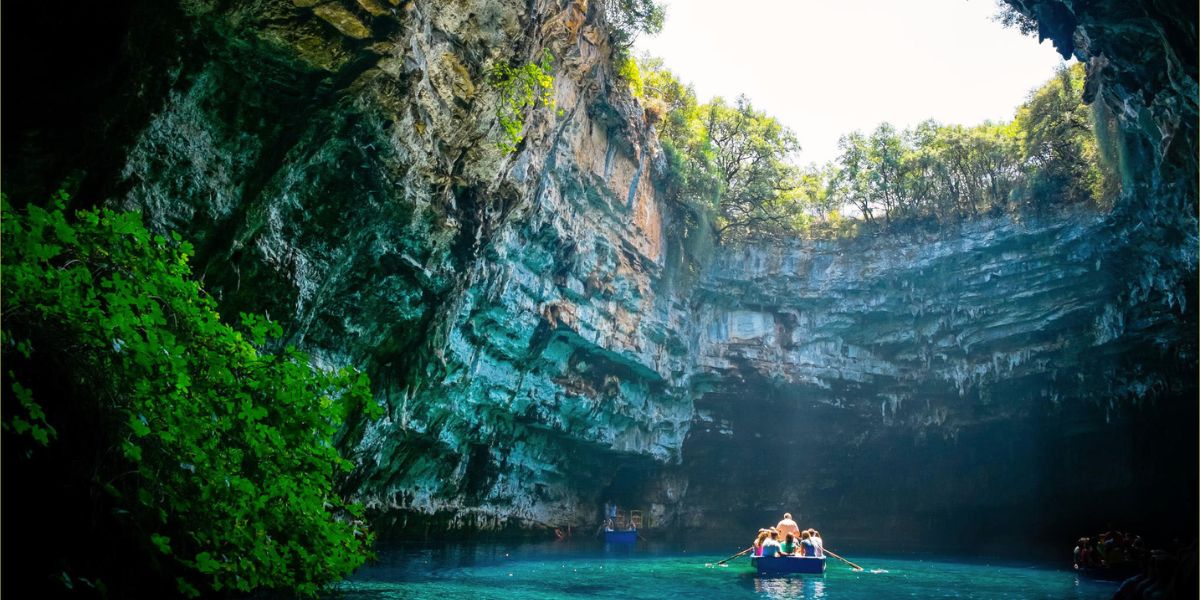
[
  {"left": 1, "top": 0, "right": 1196, "bottom": 553},
  {"left": 677, "top": 213, "right": 1197, "bottom": 554}
]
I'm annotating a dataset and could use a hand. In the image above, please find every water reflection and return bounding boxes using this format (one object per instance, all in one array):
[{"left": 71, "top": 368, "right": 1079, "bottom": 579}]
[
  {"left": 752, "top": 575, "right": 827, "bottom": 598},
  {"left": 602, "top": 541, "right": 639, "bottom": 556}
]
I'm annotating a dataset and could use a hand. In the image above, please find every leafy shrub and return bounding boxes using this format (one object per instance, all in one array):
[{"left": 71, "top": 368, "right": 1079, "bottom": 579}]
[
  {"left": 617, "top": 54, "right": 644, "bottom": 98},
  {"left": 489, "top": 49, "right": 555, "bottom": 153},
  {"left": 1, "top": 195, "right": 380, "bottom": 597}
]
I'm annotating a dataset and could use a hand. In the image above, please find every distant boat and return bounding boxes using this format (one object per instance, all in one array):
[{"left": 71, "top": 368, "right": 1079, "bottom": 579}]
[
  {"left": 604, "top": 529, "right": 638, "bottom": 543},
  {"left": 752, "top": 555, "right": 827, "bottom": 575},
  {"left": 600, "top": 506, "right": 643, "bottom": 543}
]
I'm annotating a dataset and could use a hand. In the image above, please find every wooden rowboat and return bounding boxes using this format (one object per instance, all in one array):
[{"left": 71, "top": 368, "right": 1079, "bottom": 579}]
[
  {"left": 604, "top": 529, "right": 638, "bottom": 543},
  {"left": 751, "top": 555, "right": 827, "bottom": 575}
]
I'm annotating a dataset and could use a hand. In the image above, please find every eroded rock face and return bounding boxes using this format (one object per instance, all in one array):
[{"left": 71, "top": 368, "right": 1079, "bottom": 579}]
[
  {"left": 678, "top": 210, "right": 1196, "bottom": 549},
  {"left": 2, "top": 0, "right": 1194, "bottom": 547},
  {"left": 698, "top": 212, "right": 1193, "bottom": 421},
  {"left": 104, "top": 0, "right": 694, "bottom": 532},
  {"left": 1008, "top": 0, "right": 1197, "bottom": 189}
]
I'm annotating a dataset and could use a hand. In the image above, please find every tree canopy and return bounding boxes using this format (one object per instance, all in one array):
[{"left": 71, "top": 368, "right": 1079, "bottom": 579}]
[
  {"left": 632, "top": 59, "right": 806, "bottom": 241},
  {"left": 602, "top": 0, "right": 665, "bottom": 47},
  {"left": 628, "top": 59, "right": 1116, "bottom": 243}
]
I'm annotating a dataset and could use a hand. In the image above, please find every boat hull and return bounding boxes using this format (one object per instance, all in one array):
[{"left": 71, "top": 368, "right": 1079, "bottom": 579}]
[
  {"left": 752, "top": 556, "right": 827, "bottom": 575},
  {"left": 604, "top": 530, "right": 638, "bottom": 543}
]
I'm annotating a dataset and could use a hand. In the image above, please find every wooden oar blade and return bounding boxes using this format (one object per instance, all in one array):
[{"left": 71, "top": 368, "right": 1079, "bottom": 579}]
[
  {"left": 824, "top": 548, "right": 866, "bottom": 571},
  {"left": 713, "top": 546, "right": 755, "bottom": 566}
]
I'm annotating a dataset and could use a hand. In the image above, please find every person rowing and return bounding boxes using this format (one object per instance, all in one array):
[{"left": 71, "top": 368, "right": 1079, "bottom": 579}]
[
  {"left": 808, "top": 528, "right": 825, "bottom": 558},
  {"left": 799, "top": 531, "right": 817, "bottom": 556},
  {"left": 752, "top": 529, "right": 769, "bottom": 557},
  {"left": 776, "top": 512, "right": 800, "bottom": 541}
]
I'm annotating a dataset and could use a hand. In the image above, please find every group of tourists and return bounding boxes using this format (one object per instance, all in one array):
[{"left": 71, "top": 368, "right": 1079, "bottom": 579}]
[
  {"left": 1112, "top": 539, "right": 1197, "bottom": 600},
  {"left": 753, "top": 513, "right": 824, "bottom": 558},
  {"left": 599, "top": 501, "right": 639, "bottom": 532},
  {"left": 1074, "top": 527, "right": 1146, "bottom": 569}
]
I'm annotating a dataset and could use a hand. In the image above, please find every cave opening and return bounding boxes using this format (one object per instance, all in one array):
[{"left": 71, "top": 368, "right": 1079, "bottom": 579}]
[
  {"left": 592, "top": 0, "right": 1200, "bottom": 562},
  {"left": 597, "top": 463, "right": 654, "bottom": 518},
  {"left": 0, "top": 0, "right": 1194, "bottom": 595},
  {"left": 676, "top": 372, "right": 1198, "bottom": 558}
]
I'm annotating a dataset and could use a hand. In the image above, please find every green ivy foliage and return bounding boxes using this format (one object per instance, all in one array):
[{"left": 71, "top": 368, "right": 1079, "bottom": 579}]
[
  {"left": 490, "top": 49, "right": 555, "bottom": 153},
  {"left": 1, "top": 195, "right": 381, "bottom": 597}
]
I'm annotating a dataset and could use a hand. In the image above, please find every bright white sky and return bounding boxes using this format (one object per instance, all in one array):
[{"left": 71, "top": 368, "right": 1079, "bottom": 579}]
[{"left": 635, "top": 0, "right": 1072, "bottom": 165}]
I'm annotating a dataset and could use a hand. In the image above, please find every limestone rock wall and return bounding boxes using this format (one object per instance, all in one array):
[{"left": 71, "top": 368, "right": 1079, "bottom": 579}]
[
  {"left": 697, "top": 211, "right": 1192, "bottom": 426},
  {"left": 678, "top": 210, "right": 1196, "bottom": 547},
  {"left": 104, "top": 0, "right": 696, "bottom": 532}
]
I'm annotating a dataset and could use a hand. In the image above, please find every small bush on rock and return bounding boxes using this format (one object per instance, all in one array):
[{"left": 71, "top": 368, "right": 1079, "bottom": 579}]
[{"left": 490, "top": 49, "right": 556, "bottom": 153}]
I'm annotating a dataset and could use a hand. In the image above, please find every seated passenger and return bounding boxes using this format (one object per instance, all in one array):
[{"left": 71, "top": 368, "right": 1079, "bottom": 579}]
[
  {"left": 799, "top": 531, "right": 817, "bottom": 557},
  {"left": 761, "top": 530, "right": 782, "bottom": 557},
  {"left": 809, "top": 529, "right": 825, "bottom": 558},
  {"left": 777, "top": 512, "right": 801, "bottom": 541},
  {"left": 753, "top": 530, "right": 769, "bottom": 557},
  {"left": 780, "top": 533, "right": 797, "bottom": 556}
]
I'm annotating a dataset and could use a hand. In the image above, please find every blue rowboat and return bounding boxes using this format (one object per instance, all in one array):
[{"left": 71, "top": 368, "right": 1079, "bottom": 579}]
[
  {"left": 752, "top": 555, "right": 827, "bottom": 575},
  {"left": 604, "top": 529, "right": 638, "bottom": 543}
]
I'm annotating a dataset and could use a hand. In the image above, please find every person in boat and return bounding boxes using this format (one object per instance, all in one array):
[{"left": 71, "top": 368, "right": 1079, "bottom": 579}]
[
  {"left": 761, "top": 529, "right": 783, "bottom": 557},
  {"left": 752, "top": 529, "right": 769, "bottom": 557},
  {"left": 1079, "top": 537, "right": 1099, "bottom": 568},
  {"left": 780, "top": 533, "right": 798, "bottom": 556},
  {"left": 1101, "top": 531, "right": 1118, "bottom": 562},
  {"left": 808, "top": 529, "right": 825, "bottom": 558},
  {"left": 799, "top": 531, "right": 817, "bottom": 557},
  {"left": 1131, "top": 535, "right": 1146, "bottom": 558},
  {"left": 777, "top": 513, "right": 800, "bottom": 541}
]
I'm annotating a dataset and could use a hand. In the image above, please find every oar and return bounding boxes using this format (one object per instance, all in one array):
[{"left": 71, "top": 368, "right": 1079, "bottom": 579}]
[
  {"left": 709, "top": 546, "right": 755, "bottom": 567},
  {"left": 824, "top": 548, "right": 865, "bottom": 571}
]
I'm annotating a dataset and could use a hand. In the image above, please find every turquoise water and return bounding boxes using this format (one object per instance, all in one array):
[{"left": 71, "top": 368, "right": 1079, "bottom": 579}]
[{"left": 331, "top": 542, "right": 1120, "bottom": 599}]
